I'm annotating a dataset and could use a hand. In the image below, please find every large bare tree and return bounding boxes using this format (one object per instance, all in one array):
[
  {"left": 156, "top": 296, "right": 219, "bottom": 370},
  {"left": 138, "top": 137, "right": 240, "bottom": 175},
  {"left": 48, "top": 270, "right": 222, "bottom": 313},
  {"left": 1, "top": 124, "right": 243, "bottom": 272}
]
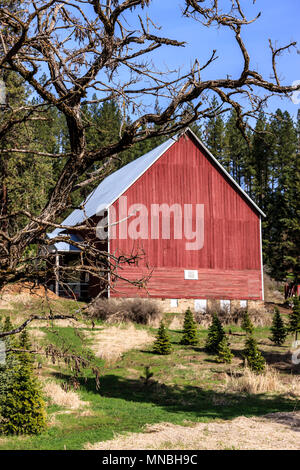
[{"left": 0, "top": 0, "right": 299, "bottom": 338}]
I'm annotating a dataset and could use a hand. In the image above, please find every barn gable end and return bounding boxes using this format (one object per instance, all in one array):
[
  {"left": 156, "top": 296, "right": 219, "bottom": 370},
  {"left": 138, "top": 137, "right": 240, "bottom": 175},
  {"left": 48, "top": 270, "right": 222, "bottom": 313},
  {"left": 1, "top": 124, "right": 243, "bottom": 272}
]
[
  {"left": 48, "top": 128, "right": 264, "bottom": 304},
  {"left": 109, "top": 130, "right": 264, "bottom": 301}
]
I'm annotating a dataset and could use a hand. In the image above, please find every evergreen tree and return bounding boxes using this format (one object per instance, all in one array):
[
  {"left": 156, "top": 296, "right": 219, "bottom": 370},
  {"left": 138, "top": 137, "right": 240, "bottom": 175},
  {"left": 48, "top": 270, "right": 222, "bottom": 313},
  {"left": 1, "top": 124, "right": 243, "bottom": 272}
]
[
  {"left": 269, "top": 307, "right": 287, "bottom": 346},
  {"left": 180, "top": 308, "right": 198, "bottom": 346},
  {"left": 216, "top": 336, "right": 233, "bottom": 364},
  {"left": 2, "top": 316, "right": 17, "bottom": 352},
  {"left": 205, "top": 314, "right": 225, "bottom": 353},
  {"left": 0, "top": 326, "right": 46, "bottom": 435},
  {"left": 243, "top": 335, "right": 265, "bottom": 372},
  {"left": 250, "top": 111, "right": 272, "bottom": 209},
  {"left": 0, "top": 362, "right": 47, "bottom": 435},
  {"left": 224, "top": 109, "right": 250, "bottom": 186},
  {"left": 153, "top": 321, "right": 172, "bottom": 355},
  {"left": 289, "top": 296, "right": 300, "bottom": 341},
  {"left": 203, "top": 97, "right": 226, "bottom": 166},
  {"left": 263, "top": 110, "right": 299, "bottom": 281},
  {"left": 241, "top": 312, "right": 254, "bottom": 335}
]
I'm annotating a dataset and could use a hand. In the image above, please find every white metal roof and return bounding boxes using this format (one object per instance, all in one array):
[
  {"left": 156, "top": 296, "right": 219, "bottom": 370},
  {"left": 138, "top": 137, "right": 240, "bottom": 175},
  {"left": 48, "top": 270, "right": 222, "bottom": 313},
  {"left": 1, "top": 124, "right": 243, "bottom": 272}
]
[
  {"left": 48, "top": 128, "right": 265, "bottom": 251},
  {"left": 47, "top": 230, "right": 82, "bottom": 252},
  {"left": 58, "top": 135, "right": 177, "bottom": 228}
]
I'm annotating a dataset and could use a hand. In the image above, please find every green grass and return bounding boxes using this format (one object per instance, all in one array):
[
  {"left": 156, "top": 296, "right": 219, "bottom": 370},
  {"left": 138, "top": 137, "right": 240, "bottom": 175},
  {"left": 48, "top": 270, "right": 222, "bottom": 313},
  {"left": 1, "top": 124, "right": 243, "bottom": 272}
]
[{"left": 0, "top": 306, "right": 298, "bottom": 450}]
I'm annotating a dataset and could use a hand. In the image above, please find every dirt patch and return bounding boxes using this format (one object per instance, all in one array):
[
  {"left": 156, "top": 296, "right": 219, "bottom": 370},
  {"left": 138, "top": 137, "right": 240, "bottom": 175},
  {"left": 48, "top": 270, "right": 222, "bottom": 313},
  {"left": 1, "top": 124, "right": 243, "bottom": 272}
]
[
  {"left": 0, "top": 282, "right": 58, "bottom": 299},
  {"left": 89, "top": 324, "right": 154, "bottom": 361},
  {"left": 85, "top": 412, "right": 300, "bottom": 450},
  {"left": 0, "top": 283, "right": 59, "bottom": 310}
]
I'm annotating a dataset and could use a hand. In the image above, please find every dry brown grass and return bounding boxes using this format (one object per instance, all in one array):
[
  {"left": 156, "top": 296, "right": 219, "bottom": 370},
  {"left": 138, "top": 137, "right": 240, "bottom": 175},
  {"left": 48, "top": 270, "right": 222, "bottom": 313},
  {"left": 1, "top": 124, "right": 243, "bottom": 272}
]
[
  {"left": 42, "top": 380, "right": 88, "bottom": 410},
  {"left": 85, "top": 412, "right": 300, "bottom": 450},
  {"left": 225, "top": 367, "right": 300, "bottom": 397},
  {"left": 168, "top": 316, "right": 184, "bottom": 330},
  {"left": 89, "top": 324, "right": 154, "bottom": 361}
]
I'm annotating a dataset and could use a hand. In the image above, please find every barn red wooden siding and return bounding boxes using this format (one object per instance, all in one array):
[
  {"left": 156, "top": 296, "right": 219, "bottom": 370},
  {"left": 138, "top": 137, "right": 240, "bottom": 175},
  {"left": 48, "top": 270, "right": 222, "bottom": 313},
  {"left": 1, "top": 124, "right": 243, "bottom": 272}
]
[{"left": 109, "top": 133, "right": 263, "bottom": 300}]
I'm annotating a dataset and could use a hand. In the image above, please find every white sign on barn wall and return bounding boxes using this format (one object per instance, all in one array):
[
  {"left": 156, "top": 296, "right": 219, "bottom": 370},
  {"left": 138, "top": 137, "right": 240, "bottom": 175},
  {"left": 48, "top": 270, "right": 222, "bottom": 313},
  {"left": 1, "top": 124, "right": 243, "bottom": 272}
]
[{"left": 184, "top": 270, "right": 198, "bottom": 280}]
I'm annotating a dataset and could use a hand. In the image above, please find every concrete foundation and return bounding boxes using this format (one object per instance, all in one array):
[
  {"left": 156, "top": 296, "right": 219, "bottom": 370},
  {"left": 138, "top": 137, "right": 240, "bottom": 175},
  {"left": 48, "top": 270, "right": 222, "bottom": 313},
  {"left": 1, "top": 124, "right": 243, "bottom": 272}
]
[{"left": 123, "top": 297, "right": 265, "bottom": 314}]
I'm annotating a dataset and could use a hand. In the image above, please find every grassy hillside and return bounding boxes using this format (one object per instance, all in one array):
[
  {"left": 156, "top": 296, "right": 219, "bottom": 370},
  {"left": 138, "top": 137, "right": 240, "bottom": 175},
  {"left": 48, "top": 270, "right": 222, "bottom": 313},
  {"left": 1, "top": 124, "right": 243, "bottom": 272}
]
[{"left": 0, "top": 298, "right": 299, "bottom": 450}]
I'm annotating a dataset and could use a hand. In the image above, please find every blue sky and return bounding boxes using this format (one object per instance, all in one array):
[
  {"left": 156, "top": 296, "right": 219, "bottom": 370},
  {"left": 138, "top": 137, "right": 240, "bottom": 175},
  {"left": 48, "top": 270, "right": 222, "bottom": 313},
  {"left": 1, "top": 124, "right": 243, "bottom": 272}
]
[{"left": 124, "top": 0, "right": 300, "bottom": 119}]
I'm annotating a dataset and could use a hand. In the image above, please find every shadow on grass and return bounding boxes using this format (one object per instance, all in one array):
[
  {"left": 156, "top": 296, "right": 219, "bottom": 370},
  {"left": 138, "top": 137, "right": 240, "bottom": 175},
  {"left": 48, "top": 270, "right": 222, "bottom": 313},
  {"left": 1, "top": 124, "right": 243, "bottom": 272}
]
[{"left": 53, "top": 369, "right": 298, "bottom": 423}]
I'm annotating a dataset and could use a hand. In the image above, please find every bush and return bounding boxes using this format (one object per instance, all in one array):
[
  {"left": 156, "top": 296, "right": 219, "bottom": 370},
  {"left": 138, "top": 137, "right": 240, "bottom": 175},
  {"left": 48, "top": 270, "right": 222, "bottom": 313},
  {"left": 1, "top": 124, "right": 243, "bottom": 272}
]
[
  {"left": 88, "top": 298, "right": 161, "bottom": 325},
  {"left": 243, "top": 335, "right": 265, "bottom": 373},
  {"left": 205, "top": 313, "right": 225, "bottom": 353},
  {"left": 153, "top": 321, "right": 172, "bottom": 355},
  {"left": 180, "top": 308, "right": 198, "bottom": 346},
  {"left": 269, "top": 307, "right": 287, "bottom": 346}
]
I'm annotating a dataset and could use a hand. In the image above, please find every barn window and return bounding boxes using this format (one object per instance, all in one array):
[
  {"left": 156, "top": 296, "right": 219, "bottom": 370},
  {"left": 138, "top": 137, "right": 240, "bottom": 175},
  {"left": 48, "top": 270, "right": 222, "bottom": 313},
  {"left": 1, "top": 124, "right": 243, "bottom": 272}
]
[
  {"left": 170, "top": 299, "right": 178, "bottom": 308},
  {"left": 220, "top": 300, "right": 231, "bottom": 312},
  {"left": 194, "top": 299, "right": 207, "bottom": 313},
  {"left": 184, "top": 270, "right": 198, "bottom": 280},
  {"left": 240, "top": 300, "right": 247, "bottom": 308}
]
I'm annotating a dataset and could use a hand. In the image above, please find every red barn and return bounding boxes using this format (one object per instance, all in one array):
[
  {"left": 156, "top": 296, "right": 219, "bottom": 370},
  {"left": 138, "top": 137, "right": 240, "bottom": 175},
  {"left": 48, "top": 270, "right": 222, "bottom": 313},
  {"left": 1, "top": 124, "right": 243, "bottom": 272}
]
[{"left": 48, "top": 128, "right": 265, "bottom": 312}]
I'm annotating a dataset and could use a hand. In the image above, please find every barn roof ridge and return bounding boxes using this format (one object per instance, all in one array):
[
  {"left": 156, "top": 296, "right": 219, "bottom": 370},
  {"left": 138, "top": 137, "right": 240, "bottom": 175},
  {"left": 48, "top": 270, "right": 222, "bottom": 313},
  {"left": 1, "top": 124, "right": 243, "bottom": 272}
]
[{"left": 48, "top": 128, "right": 265, "bottom": 245}]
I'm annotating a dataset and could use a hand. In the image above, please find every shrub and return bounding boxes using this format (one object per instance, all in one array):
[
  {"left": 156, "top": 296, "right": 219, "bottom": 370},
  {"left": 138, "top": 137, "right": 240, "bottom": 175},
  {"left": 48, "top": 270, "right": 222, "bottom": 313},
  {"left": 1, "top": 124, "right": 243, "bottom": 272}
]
[
  {"left": 241, "top": 311, "right": 254, "bottom": 335},
  {"left": 88, "top": 298, "right": 161, "bottom": 325},
  {"left": 153, "top": 321, "right": 172, "bottom": 355},
  {"left": 216, "top": 336, "right": 233, "bottom": 364},
  {"left": 180, "top": 308, "right": 198, "bottom": 346},
  {"left": 269, "top": 307, "right": 287, "bottom": 346},
  {"left": 205, "top": 313, "right": 225, "bottom": 353},
  {"left": 243, "top": 335, "right": 265, "bottom": 373}
]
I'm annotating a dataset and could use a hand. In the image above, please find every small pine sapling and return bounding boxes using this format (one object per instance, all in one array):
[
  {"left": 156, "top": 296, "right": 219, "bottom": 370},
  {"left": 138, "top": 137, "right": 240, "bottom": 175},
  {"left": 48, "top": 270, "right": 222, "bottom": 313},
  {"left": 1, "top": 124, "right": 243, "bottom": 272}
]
[
  {"left": 289, "top": 296, "right": 300, "bottom": 342},
  {"left": 140, "top": 366, "right": 154, "bottom": 385},
  {"left": 243, "top": 335, "right": 265, "bottom": 373},
  {"left": 205, "top": 313, "right": 225, "bottom": 353},
  {"left": 241, "top": 311, "right": 254, "bottom": 335},
  {"left": 153, "top": 321, "right": 172, "bottom": 355},
  {"left": 180, "top": 308, "right": 198, "bottom": 346},
  {"left": 216, "top": 336, "right": 233, "bottom": 364},
  {"left": 269, "top": 307, "right": 287, "bottom": 346}
]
